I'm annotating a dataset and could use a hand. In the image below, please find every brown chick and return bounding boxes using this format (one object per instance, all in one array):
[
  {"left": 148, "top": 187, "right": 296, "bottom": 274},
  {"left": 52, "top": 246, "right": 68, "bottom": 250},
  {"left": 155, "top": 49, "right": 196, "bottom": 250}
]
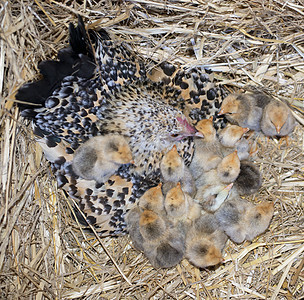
[
  {"left": 160, "top": 145, "right": 196, "bottom": 197},
  {"left": 164, "top": 182, "right": 188, "bottom": 219},
  {"left": 219, "top": 125, "right": 249, "bottom": 148},
  {"left": 218, "top": 125, "right": 250, "bottom": 160},
  {"left": 217, "top": 150, "right": 241, "bottom": 183},
  {"left": 138, "top": 183, "right": 164, "bottom": 212},
  {"left": 144, "top": 227, "right": 186, "bottom": 269},
  {"left": 261, "top": 100, "right": 296, "bottom": 137},
  {"left": 214, "top": 197, "right": 274, "bottom": 244},
  {"left": 125, "top": 206, "right": 145, "bottom": 252},
  {"left": 185, "top": 213, "right": 227, "bottom": 268},
  {"left": 126, "top": 207, "right": 186, "bottom": 268},
  {"left": 140, "top": 210, "right": 186, "bottom": 268},
  {"left": 218, "top": 92, "right": 270, "bottom": 131},
  {"left": 72, "top": 134, "right": 133, "bottom": 183},
  {"left": 164, "top": 183, "right": 202, "bottom": 225},
  {"left": 139, "top": 210, "right": 167, "bottom": 242},
  {"left": 189, "top": 118, "right": 222, "bottom": 179}
]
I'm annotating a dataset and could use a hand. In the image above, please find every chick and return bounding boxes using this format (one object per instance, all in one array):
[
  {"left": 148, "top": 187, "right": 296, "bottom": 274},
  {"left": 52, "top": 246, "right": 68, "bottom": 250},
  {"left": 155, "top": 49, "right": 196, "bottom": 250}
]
[
  {"left": 189, "top": 118, "right": 222, "bottom": 179},
  {"left": 164, "top": 183, "right": 202, "bottom": 226},
  {"left": 215, "top": 197, "right": 274, "bottom": 244},
  {"left": 72, "top": 134, "right": 132, "bottom": 183},
  {"left": 160, "top": 145, "right": 196, "bottom": 197},
  {"left": 125, "top": 206, "right": 145, "bottom": 252},
  {"left": 195, "top": 182, "right": 233, "bottom": 213},
  {"left": 218, "top": 92, "right": 271, "bottom": 131},
  {"left": 138, "top": 183, "right": 164, "bottom": 212},
  {"left": 217, "top": 150, "right": 241, "bottom": 183},
  {"left": 139, "top": 209, "right": 186, "bottom": 268},
  {"left": 185, "top": 213, "right": 227, "bottom": 268},
  {"left": 234, "top": 160, "right": 262, "bottom": 195},
  {"left": 164, "top": 182, "right": 188, "bottom": 219},
  {"left": 126, "top": 207, "right": 186, "bottom": 268},
  {"left": 144, "top": 228, "right": 186, "bottom": 269},
  {"left": 218, "top": 125, "right": 250, "bottom": 160},
  {"left": 139, "top": 210, "right": 167, "bottom": 242},
  {"left": 218, "top": 125, "right": 249, "bottom": 148},
  {"left": 261, "top": 100, "right": 296, "bottom": 137}
]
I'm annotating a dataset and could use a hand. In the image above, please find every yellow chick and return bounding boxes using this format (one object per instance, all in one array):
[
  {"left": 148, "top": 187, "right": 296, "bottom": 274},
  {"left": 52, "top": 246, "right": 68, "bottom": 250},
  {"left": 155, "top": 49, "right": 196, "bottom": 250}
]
[
  {"left": 164, "top": 182, "right": 202, "bottom": 226},
  {"left": 195, "top": 182, "right": 233, "bottom": 213},
  {"left": 216, "top": 150, "right": 241, "bottom": 183}
]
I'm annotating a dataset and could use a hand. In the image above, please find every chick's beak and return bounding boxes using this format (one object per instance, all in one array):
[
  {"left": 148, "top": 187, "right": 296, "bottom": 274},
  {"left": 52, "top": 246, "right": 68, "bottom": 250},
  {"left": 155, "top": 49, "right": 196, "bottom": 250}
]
[
  {"left": 224, "top": 183, "right": 234, "bottom": 191},
  {"left": 275, "top": 125, "right": 281, "bottom": 134},
  {"left": 218, "top": 109, "right": 225, "bottom": 116},
  {"left": 216, "top": 183, "right": 233, "bottom": 202},
  {"left": 194, "top": 131, "right": 205, "bottom": 138}
]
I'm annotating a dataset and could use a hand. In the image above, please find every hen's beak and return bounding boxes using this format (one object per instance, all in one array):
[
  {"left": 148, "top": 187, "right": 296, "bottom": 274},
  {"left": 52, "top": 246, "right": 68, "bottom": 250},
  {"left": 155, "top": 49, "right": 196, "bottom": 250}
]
[{"left": 176, "top": 116, "right": 198, "bottom": 139}]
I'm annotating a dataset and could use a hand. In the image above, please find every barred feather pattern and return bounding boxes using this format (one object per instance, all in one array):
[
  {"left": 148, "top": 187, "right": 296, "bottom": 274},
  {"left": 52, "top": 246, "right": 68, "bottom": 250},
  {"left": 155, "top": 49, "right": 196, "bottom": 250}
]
[{"left": 17, "top": 19, "right": 227, "bottom": 236}]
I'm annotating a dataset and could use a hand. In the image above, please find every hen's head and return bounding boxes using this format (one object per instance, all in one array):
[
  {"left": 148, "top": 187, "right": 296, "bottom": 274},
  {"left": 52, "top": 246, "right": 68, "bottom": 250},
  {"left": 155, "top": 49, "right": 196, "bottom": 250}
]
[{"left": 170, "top": 116, "right": 201, "bottom": 141}]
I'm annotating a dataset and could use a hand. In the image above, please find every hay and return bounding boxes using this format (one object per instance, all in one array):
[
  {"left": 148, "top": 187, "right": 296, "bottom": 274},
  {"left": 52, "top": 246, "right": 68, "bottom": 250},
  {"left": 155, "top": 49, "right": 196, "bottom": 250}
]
[{"left": 1, "top": 0, "right": 304, "bottom": 298}]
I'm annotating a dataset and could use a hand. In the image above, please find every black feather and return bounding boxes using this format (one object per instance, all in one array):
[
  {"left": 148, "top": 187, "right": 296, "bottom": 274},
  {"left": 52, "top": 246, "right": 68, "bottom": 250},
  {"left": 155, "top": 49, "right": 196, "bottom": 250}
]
[{"left": 16, "top": 15, "right": 96, "bottom": 112}]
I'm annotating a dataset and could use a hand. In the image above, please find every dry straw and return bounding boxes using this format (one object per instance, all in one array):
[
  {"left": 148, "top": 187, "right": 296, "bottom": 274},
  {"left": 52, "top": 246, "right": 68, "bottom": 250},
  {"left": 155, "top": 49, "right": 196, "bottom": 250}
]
[{"left": 1, "top": 0, "right": 304, "bottom": 299}]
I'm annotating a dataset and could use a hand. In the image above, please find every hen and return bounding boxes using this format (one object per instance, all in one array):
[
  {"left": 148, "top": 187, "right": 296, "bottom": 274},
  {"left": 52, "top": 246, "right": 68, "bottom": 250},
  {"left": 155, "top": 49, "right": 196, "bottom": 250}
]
[{"left": 16, "top": 16, "right": 225, "bottom": 236}]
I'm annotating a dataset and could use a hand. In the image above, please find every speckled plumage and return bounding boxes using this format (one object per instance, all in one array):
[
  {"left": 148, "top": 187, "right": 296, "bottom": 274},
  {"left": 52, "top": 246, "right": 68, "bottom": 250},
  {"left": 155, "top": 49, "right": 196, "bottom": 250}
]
[{"left": 16, "top": 17, "right": 226, "bottom": 236}]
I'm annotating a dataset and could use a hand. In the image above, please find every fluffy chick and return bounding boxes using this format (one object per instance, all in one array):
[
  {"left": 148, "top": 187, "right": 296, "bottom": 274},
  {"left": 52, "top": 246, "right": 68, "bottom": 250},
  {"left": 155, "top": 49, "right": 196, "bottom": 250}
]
[
  {"left": 215, "top": 197, "right": 274, "bottom": 244},
  {"left": 219, "top": 125, "right": 249, "bottom": 148},
  {"left": 234, "top": 160, "right": 262, "bottom": 195},
  {"left": 218, "top": 92, "right": 271, "bottom": 131},
  {"left": 219, "top": 125, "right": 250, "bottom": 160},
  {"left": 144, "top": 227, "right": 186, "bottom": 269},
  {"left": 140, "top": 210, "right": 186, "bottom": 268},
  {"left": 195, "top": 182, "right": 233, "bottom": 213},
  {"left": 217, "top": 150, "right": 241, "bottom": 183},
  {"left": 261, "top": 100, "right": 296, "bottom": 137},
  {"left": 164, "top": 182, "right": 188, "bottom": 219},
  {"left": 125, "top": 206, "right": 145, "bottom": 252},
  {"left": 72, "top": 134, "right": 132, "bottom": 183},
  {"left": 139, "top": 210, "right": 167, "bottom": 242},
  {"left": 189, "top": 118, "right": 222, "bottom": 179},
  {"left": 160, "top": 145, "right": 196, "bottom": 197},
  {"left": 164, "top": 183, "right": 202, "bottom": 225},
  {"left": 126, "top": 207, "right": 186, "bottom": 268},
  {"left": 138, "top": 183, "right": 164, "bottom": 212},
  {"left": 185, "top": 213, "right": 227, "bottom": 268}
]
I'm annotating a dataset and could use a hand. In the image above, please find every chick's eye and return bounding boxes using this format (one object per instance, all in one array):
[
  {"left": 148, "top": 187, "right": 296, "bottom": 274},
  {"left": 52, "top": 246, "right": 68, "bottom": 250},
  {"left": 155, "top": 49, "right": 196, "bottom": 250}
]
[{"left": 171, "top": 134, "right": 179, "bottom": 137}]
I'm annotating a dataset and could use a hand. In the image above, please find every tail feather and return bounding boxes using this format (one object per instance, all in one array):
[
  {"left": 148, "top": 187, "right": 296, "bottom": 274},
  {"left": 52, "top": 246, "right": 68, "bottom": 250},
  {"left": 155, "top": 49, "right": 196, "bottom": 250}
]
[
  {"left": 16, "top": 15, "right": 96, "bottom": 111},
  {"left": 69, "top": 15, "right": 91, "bottom": 57}
]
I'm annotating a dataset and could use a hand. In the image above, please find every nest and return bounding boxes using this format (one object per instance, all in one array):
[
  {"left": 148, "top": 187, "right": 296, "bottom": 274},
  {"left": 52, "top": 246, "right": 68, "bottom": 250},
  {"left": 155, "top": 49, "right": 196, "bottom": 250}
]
[{"left": 1, "top": 0, "right": 304, "bottom": 298}]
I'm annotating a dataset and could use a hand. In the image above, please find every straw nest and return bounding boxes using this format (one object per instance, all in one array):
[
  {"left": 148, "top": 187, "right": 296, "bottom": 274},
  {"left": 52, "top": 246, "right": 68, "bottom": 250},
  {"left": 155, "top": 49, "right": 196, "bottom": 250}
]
[{"left": 1, "top": 0, "right": 304, "bottom": 299}]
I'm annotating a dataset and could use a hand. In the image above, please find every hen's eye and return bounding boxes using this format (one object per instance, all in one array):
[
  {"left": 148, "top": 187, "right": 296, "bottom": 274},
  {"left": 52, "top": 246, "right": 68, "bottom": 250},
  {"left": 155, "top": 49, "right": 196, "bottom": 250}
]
[{"left": 171, "top": 134, "right": 179, "bottom": 137}]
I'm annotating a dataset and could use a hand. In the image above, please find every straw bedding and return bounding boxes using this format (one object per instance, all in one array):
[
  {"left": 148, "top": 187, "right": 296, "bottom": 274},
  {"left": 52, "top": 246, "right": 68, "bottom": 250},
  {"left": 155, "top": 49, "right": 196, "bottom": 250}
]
[{"left": 1, "top": 0, "right": 304, "bottom": 298}]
